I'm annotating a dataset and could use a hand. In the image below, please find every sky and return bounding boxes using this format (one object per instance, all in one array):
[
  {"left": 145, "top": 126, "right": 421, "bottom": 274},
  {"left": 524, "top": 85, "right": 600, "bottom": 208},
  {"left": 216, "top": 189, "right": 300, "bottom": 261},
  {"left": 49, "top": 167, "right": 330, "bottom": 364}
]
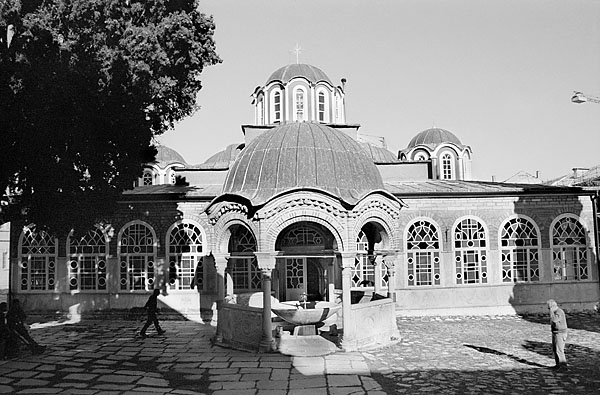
[{"left": 159, "top": 0, "right": 600, "bottom": 182}]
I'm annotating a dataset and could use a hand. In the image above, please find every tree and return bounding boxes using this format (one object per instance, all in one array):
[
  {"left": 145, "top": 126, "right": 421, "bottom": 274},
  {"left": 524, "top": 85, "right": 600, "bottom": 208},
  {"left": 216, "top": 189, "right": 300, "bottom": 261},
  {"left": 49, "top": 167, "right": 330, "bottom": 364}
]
[{"left": 0, "top": 0, "right": 221, "bottom": 236}]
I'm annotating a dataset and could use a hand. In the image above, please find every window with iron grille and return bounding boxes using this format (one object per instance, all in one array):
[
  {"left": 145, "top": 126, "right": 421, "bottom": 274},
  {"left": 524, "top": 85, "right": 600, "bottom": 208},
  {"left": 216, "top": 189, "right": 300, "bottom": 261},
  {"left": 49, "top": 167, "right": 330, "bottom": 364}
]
[
  {"left": 454, "top": 218, "right": 488, "bottom": 284},
  {"left": 119, "top": 222, "right": 156, "bottom": 291},
  {"left": 551, "top": 215, "right": 588, "bottom": 281},
  {"left": 500, "top": 217, "right": 540, "bottom": 283},
  {"left": 406, "top": 220, "right": 441, "bottom": 286},
  {"left": 19, "top": 227, "right": 57, "bottom": 291},
  {"left": 68, "top": 227, "right": 108, "bottom": 291}
]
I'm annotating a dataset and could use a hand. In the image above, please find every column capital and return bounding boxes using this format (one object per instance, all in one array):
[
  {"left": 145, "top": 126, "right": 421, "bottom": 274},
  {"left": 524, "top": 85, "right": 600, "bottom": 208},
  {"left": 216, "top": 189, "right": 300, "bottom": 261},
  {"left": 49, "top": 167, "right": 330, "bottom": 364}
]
[
  {"left": 254, "top": 251, "right": 277, "bottom": 271},
  {"left": 213, "top": 253, "right": 229, "bottom": 272},
  {"left": 339, "top": 250, "right": 358, "bottom": 269}
]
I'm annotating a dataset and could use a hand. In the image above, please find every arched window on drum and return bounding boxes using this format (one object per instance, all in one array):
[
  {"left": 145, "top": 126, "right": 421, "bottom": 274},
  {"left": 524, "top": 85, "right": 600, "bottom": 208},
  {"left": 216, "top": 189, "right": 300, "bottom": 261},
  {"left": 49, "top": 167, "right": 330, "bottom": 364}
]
[
  {"left": 167, "top": 221, "right": 205, "bottom": 290},
  {"left": 67, "top": 226, "right": 109, "bottom": 291},
  {"left": 406, "top": 220, "right": 441, "bottom": 286},
  {"left": 500, "top": 217, "right": 540, "bottom": 283}
]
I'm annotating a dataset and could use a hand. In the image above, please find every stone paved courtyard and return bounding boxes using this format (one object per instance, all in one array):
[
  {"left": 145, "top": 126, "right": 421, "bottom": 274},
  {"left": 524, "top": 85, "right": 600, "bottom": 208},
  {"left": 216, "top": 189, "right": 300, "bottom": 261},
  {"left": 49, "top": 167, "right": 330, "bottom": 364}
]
[{"left": 0, "top": 312, "right": 599, "bottom": 394}]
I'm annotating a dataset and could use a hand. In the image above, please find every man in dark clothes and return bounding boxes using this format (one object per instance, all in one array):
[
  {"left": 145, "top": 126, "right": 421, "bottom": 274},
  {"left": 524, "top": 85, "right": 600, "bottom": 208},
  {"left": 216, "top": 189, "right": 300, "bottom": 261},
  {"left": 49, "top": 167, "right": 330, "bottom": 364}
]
[
  {"left": 140, "top": 289, "right": 165, "bottom": 338},
  {"left": 547, "top": 299, "right": 568, "bottom": 370},
  {"left": 0, "top": 302, "right": 8, "bottom": 359},
  {"left": 6, "top": 299, "right": 46, "bottom": 354}
]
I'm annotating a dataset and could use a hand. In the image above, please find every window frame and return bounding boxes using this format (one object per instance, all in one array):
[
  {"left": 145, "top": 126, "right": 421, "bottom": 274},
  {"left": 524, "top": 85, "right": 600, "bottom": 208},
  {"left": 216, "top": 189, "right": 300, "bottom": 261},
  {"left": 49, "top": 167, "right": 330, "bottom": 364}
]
[
  {"left": 499, "top": 216, "right": 541, "bottom": 283},
  {"left": 405, "top": 219, "right": 442, "bottom": 287},
  {"left": 453, "top": 216, "right": 488, "bottom": 285},
  {"left": 67, "top": 226, "right": 109, "bottom": 292},
  {"left": 117, "top": 220, "right": 157, "bottom": 292},
  {"left": 550, "top": 214, "right": 589, "bottom": 281},
  {"left": 18, "top": 226, "right": 58, "bottom": 292},
  {"left": 166, "top": 220, "right": 206, "bottom": 291}
]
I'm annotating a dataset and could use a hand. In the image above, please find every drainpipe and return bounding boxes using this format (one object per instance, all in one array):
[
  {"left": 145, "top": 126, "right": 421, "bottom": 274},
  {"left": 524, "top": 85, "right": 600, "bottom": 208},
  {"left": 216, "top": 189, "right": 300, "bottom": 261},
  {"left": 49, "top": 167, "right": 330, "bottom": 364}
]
[{"left": 592, "top": 192, "right": 600, "bottom": 300}]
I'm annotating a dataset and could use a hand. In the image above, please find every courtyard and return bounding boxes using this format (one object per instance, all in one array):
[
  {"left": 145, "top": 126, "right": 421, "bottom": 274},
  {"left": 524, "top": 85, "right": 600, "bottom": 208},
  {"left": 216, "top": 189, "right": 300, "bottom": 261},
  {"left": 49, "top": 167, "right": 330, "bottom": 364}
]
[{"left": 1, "top": 312, "right": 599, "bottom": 394}]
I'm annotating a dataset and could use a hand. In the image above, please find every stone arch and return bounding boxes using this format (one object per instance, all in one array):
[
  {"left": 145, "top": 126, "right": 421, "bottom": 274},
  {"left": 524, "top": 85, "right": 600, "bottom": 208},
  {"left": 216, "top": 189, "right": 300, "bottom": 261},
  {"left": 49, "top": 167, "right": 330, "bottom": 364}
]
[
  {"left": 212, "top": 216, "right": 257, "bottom": 255},
  {"left": 264, "top": 213, "right": 344, "bottom": 252}
]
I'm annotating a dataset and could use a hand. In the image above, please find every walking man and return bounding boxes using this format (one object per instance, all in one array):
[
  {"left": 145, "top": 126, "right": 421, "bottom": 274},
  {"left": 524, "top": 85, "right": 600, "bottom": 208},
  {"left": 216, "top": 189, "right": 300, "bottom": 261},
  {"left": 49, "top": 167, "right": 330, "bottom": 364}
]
[
  {"left": 547, "top": 299, "right": 568, "bottom": 370},
  {"left": 140, "top": 289, "right": 165, "bottom": 338}
]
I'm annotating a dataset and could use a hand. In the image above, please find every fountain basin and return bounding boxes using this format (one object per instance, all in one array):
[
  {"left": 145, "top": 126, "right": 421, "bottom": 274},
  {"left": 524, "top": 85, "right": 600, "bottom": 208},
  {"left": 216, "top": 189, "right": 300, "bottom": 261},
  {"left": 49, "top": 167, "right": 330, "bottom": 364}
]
[{"left": 272, "top": 301, "right": 341, "bottom": 326}]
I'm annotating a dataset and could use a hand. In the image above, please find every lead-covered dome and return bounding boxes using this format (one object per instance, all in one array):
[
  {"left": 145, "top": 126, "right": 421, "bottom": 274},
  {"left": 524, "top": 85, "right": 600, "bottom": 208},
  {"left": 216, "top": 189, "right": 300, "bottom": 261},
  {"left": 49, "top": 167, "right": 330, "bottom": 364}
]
[
  {"left": 266, "top": 64, "right": 332, "bottom": 85},
  {"left": 223, "top": 123, "right": 384, "bottom": 206},
  {"left": 407, "top": 128, "right": 463, "bottom": 149}
]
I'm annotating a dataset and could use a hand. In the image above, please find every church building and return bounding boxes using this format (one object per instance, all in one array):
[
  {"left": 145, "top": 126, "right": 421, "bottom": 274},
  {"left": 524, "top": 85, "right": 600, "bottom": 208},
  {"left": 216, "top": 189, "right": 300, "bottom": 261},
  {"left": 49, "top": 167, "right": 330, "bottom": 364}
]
[{"left": 8, "top": 63, "right": 599, "bottom": 349}]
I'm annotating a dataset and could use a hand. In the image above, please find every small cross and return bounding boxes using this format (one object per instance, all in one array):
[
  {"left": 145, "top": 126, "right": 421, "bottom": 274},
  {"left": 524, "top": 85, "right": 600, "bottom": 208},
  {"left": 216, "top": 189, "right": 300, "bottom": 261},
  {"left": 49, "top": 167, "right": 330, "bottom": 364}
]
[{"left": 291, "top": 43, "right": 302, "bottom": 64}]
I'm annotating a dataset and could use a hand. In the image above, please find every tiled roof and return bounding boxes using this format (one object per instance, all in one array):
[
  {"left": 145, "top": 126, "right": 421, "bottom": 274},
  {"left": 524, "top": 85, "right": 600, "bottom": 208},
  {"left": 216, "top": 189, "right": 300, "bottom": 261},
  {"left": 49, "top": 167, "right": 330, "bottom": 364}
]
[
  {"left": 222, "top": 122, "right": 384, "bottom": 206},
  {"left": 122, "top": 184, "right": 222, "bottom": 199},
  {"left": 384, "top": 180, "right": 586, "bottom": 196}
]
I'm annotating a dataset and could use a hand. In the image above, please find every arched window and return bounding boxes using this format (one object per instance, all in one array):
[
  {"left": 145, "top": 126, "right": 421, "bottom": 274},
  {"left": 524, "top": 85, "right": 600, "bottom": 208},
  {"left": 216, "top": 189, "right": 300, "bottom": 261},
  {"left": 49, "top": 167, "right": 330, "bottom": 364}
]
[
  {"left": 19, "top": 227, "right": 57, "bottom": 291},
  {"left": 167, "top": 221, "right": 204, "bottom": 290},
  {"left": 272, "top": 90, "right": 281, "bottom": 123},
  {"left": 406, "top": 220, "right": 441, "bottom": 286},
  {"left": 294, "top": 88, "right": 305, "bottom": 122},
  {"left": 142, "top": 170, "right": 153, "bottom": 186},
  {"left": 257, "top": 97, "right": 264, "bottom": 125},
  {"left": 454, "top": 217, "right": 488, "bottom": 284},
  {"left": 352, "top": 230, "right": 375, "bottom": 287},
  {"left": 500, "top": 217, "right": 540, "bottom": 283},
  {"left": 441, "top": 152, "right": 454, "bottom": 179},
  {"left": 118, "top": 221, "right": 156, "bottom": 291},
  {"left": 229, "top": 226, "right": 260, "bottom": 291},
  {"left": 551, "top": 216, "right": 588, "bottom": 281},
  {"left": 68, "top": 226, "right": 108, "bottom": 291},
  {"left": 318, "top": 91, "right": 326, "bottom": 122}
]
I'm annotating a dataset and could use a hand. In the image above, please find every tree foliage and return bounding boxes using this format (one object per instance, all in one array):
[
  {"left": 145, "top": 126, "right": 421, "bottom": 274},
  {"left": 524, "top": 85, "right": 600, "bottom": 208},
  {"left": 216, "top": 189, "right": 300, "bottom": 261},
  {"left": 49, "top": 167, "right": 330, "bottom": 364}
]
[{"left": 0, "top": 0, "right": 220, "bottom": 235}]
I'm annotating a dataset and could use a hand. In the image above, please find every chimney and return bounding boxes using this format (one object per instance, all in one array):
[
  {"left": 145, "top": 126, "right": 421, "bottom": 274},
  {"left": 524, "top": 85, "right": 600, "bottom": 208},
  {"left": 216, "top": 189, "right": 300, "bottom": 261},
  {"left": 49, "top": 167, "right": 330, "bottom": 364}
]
[
  {"left": 535, "top": 170, "right": 540, "bottom": 179},
  {"left": 491, "top": 175, "right": 496, "bottom": 182}
]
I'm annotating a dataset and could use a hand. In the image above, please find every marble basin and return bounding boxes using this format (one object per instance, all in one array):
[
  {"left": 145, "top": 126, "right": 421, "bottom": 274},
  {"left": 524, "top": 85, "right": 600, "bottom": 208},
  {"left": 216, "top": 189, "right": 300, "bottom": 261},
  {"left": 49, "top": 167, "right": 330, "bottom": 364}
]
[{"left": 272, "top": 301, "right": 341, "bottom": 325}]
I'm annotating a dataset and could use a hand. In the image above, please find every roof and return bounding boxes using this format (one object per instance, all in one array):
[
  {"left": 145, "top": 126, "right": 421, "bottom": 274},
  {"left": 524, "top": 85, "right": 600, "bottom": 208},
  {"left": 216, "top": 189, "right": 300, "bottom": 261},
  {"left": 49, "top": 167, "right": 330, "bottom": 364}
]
[
  {"left": 222, "top": 122, "right": 384, "bottom": 206},
  {"left": 406, "top": 128, "right": 463, "bottom": 150},
  {"left": 122, "top": 184, "right": 222, "bottom": 199},
  {"left": 384, "top": 180, "right": 587, "bottom": 197},
  {"left": 545, "top": 165, "right": 600, "bottom": 187},
  {"left": 266, "top": 64, "right": 333, "bottom": 85},
  {"left": 502, "top": 171, "right": 542, "bottom": 184}
]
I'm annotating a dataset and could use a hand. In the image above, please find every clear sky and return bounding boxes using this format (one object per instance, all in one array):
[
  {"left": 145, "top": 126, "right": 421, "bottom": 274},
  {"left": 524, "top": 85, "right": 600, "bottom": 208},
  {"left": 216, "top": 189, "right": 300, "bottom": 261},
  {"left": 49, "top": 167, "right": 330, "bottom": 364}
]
[{"left": 159, "top": 0, "right": 600, "bottom": 182}]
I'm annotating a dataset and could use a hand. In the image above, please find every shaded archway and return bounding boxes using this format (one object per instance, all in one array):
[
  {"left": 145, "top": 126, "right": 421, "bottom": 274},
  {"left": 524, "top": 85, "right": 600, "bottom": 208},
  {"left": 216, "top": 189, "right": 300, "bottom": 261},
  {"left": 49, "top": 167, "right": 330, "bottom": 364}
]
[{"left": 274, "top": 221, "right": 338, "bottom": 302}]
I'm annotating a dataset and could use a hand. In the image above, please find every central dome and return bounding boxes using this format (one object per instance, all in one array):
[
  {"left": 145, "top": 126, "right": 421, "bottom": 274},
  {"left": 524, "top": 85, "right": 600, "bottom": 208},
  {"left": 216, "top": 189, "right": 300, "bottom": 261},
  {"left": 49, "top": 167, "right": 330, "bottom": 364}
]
[
  {"left": 223, "top": 123, "right": 384, "bottom": 206},
  {"left": 266, "top": 64, "right": 333, "bottom": 85}
]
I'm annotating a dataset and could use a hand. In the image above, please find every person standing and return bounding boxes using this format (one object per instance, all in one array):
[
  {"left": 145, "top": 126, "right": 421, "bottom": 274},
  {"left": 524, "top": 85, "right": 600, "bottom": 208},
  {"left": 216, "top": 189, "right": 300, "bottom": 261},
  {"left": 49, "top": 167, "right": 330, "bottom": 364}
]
[
  {"left": 140, "top": 289, "right": 165, "bottom": 338},
  {"left": 547, "top": 299, "right": 568, "bottom": 370}
]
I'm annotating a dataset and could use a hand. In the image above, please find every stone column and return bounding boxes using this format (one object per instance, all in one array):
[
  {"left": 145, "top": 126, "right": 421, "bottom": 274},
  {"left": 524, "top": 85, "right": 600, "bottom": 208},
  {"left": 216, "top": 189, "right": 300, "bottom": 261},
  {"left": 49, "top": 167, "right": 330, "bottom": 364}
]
[
  {"left": 255, "top": 251, "right": 277, "bottom": 352},
  {"left": 339, "top": 251, "right": 357, "bottom": 349},
  {"left": 213, "top": 253, "right": 229, "bottom": 342},
  {"left": 383, "top": 254, "right": 397, "bottom": 301},
  {"left": 374, "top": 255, "right": 383, "bottom": 294}
]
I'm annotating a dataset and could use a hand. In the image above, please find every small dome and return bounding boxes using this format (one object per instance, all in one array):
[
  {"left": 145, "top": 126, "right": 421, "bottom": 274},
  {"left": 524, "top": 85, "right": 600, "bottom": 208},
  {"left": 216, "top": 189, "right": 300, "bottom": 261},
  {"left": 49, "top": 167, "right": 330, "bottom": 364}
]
[
  {"left": 223, "top": 123, "right": 384, "bottom": 206},
  {"left": 266, "top": 64, "right": 332, "bottom": 85},
  {"left": 407, "top": 128, "right": 462, "bottom": 149},
  {"left": 155, "top": 145, "right": 186, "bottom": 168},
  {"left": 202, "top": 143, "right": 244, "bottom": 168}
]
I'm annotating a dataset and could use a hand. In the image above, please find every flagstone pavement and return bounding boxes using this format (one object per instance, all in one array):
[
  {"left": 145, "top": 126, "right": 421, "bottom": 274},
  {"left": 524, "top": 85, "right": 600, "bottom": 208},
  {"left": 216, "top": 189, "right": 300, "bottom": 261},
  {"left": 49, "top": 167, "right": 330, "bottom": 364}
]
[{"left": 1, "top": 312, "right": 599, "bottom": 394}]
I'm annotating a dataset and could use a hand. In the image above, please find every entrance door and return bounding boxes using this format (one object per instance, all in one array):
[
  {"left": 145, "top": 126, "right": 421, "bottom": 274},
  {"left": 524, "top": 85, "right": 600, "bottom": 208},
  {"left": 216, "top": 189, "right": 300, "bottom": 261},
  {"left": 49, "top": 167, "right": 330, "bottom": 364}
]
[{"left": 285, "top": 258, "right": 305, "bottom": 301}]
